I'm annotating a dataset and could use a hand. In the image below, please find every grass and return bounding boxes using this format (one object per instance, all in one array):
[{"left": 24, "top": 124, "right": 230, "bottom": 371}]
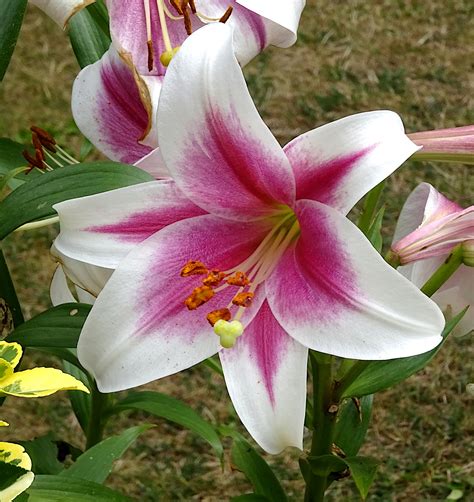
[{"left": 1, "top": 1, "right": 473, "bottom": 500}]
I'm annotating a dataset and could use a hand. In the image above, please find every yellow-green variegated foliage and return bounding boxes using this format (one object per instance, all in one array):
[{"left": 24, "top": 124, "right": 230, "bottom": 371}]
[{"left": 0, "top": 341, "right": 89, "bottom": 397}]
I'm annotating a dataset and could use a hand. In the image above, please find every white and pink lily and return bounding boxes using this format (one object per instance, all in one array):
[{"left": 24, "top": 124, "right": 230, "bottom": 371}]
[
  {"left": 53, "top": 25, "right": 444, "bottom": 454},
  {"left": 30, "top": 0, "right": 94, "bottom": 27},
  {"left": 72, "top": 0, "right": 306, "bottom": 167},
  {"left": 392, "top": 183, "right": 473, "bottom": 335}
]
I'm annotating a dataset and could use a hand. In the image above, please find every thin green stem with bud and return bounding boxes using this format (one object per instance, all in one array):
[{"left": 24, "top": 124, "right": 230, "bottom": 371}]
[{"left": 421, "top": 244, "right": 464, "bottom": 297}]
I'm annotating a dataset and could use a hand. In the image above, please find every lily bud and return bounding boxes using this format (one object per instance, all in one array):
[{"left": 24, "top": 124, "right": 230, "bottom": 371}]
[{"left": 462, "top": 240, "right": 474, "bottom": 267}]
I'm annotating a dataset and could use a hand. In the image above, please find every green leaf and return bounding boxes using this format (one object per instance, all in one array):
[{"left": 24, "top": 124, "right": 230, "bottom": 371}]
[
  {"left": 0, "top": 460, "right": 28, "bottom": 490},
  {"left": 0, "top": 0, "right": 27, "bottom": 81},
  {"left": 341, "top": 309, "right": 467, "bottom": 398},
  {"left": 366, "top": 206, "right": 384, "bottom": 253},
  {"left": 334, "top": 395, "right": 373, "bottom": 457},
  {"left": 62, "top": 425, "right": 152, "bottom": 484},
  {"left": 26, "top": 475, "right": 131, "bottom": 501},
  {"left": 8, "top": 304, "right": 91, "bottom": 349},
  {"left": 0, "top": 138, "right": 31, "bottom": 190},
  {"left": 68, "top": 4, "right": 110, "bottom": 69},
  {"left": 19, "top": 435, "right": 63, "bottom": 475},
  {"left": 62, "top": 361, "right": 91, "bottom": 433},
  {"left": 307, "top": 454, "right": 346, "bottom": 477},
  {"left": 225, "top": 430, "right": 287, "bottom": 502},
  {"left": 343, "top": 456, "right": 379, "bottom": 500},
  {"left": 113, "top": 391, "right": 223, "bottom": 460},
  {"left": 0, "top": 161, "right": 153, "bottom": 239}
]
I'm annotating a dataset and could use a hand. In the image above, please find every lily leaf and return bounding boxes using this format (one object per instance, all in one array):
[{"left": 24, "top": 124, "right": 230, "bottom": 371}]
[
  {"left": 61, "top": 425, "right": 153, "bottom": 484},
  {"left": 62, "top": 360, "right": 91, "bottom": 433},
  {"left": 343, "top": 456, "right": 379, "bottom": 500},
  {"left": 26, "top": 475, "right": 131, "bottom": 501},
  {"left": 223, "top": 429, "right": 287, "bottom": 502},
  {"left": 340, "top": 308, "right": 467, "bottom": 398},
  {"left": 113, "top": 391, "right": 223, "bottom": 460},
  {"left": 8, "top": 304, "right": 90, "bottom": 349},
  {"left": 0, "top": 162, "right": 153, "bottom": 239},
  {"left": 19, "top": 435, "right": 63, "bottom": 475},
  {"left": 0, "top": 0, "right": 27, "bottom": 81}
]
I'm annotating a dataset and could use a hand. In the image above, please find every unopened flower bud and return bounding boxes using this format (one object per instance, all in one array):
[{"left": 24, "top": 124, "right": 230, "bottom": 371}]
[{"left": 461, "top": 240, "right": 474, "bottom": 267}]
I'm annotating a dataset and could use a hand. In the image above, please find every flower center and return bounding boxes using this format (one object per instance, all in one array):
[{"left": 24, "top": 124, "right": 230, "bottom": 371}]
[
  {"left": 180, "top": 212, "right": 299, "bottom": 348},
  {"left": 144, "top": 0, "right": 234, "bottom": 70}
]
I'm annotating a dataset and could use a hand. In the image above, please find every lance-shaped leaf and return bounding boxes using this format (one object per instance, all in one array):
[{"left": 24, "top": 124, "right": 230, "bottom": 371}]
[
  {"left": 19, "top": 435, "right": 64, "bottom": 475},
  {"left": 61, "top": 425, "right": 153, "bottom": 483},
  {"left": 339, "top": 309, "right": 467, "bottom": 398},
  {"left": 0, "top": 162, "right": 153, "bottom": 239},
  {"left": 62, "top": 360, "right": 91, "bottom": 432},
  {"left": 0, "top": 0, "right": 27, "bottom": 81},
  {"left": 8, "top": 303, "right": 91, "bottom": 349},
  {"left": 113, "top": 391, "right": 223, "bottom": 459},
  {"left": 343, "top": 456, "right": 379, "bottom": 500}
]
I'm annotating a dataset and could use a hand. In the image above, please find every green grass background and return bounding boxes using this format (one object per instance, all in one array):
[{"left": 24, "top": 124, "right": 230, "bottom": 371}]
[{"left": 0, "top": 1, "right": 473, "bottom": 500}]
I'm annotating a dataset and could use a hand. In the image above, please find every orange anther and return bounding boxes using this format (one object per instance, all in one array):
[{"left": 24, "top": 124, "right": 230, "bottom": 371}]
[
  {"left": 219, "top": 5, "right": 233, "bottom": 23},
  {"left": 206, "top": 308, "right": 231, "bottom": 326},
  {"left": 180, "top": 260, "right": 208, "bottom": 277},
  {"left": 232, "top": 292, "right": 254, "bottom": 307},
  {"left": 184, "top": 285, "right": 214, "bottom": 310},
  {"left": 226, "top": 271, "right": 250, "bottom": 287},
  {"left": 203, "top": 270, "right": 226, "bottom": 287}
]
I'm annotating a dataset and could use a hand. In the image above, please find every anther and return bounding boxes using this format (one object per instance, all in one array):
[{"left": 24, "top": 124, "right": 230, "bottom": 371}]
[
  {"left": 226, "top": 271, "right": 250, "bottom": 287},
  {"left": 219, "top": 6, "right": 233, "bottom": 23},
  {"left": 182, "top": 1, "right": 192, "bottom": 34},
  {"left": 232, "top": 292, "right": 254, "bottom": 308},
  {"left": 147, "top": 40, "right": 154, "bottom": 72},
  {"left": 188, "top": 0, "right": 196, "bottom": 14},
  {"left": 30, "top": 126, "right": 56, "bottom": 145},
  {"left": 22, "top": 149, "right": 44, "bottom": 171},
  {"left": 180, "top": 260, "right": 208, "bottom": 277},
  {"left": 207, "top": 308, "right": 231, "bottom": 326},
  {"left": 184, "top": 285, "right": 214, "bottom": 310},
  {"left": 203, "top": 270, "right": 226, "bottom": 287},
  {"left": 170, "top": 0, "right": 183, "bottom": 14}
]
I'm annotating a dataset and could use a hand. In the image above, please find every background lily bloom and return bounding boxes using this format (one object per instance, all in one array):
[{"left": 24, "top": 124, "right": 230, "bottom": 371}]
[
  {"left": 30, "top": 0, "right": 94, "bottom": 27},
  {"left": 71, "top": 0, "right": 306, "bottom": 169},
  {"left": 393, "top": 183, "right": 473, "bottom": 335},
  {"left": 53, "top": 24, "right": 444, "bottom": 454}
]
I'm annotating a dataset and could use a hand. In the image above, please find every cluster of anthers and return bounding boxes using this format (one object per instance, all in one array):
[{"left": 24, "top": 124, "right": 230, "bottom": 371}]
[
  {"left": 144, "top": 0, "right": 233, "bottom": 69},
  {"left": 22, "top": 126, "right": 78, "bottom": 173},
  {"left": 180, "top": 260, "right": 252, "bottom": 349}
]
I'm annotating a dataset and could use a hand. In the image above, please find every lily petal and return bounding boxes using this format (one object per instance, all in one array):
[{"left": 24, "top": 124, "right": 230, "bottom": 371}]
[
  {"left": 266, "top": 199, "right": 445, "bottom": 360},
  {"left": 220, "top": 300, "right": 307, "bottom": 454},
  {"left": 72, "top": 47, "right": 162, "bottom": 163},
  {"left": 31, "top": 0, "right": 94, "bottom": 28},
  {"left": 158, "top": 23, "right": 295, "bottom": 221},
  {"left": 50, "top": 266, "right": 76, "bottom": 306},
  {"left": 133, "top": 148, "right": 171, "bottom": 179},
  {"left": 78, "top": 214, "right": 271, "bottom": 392},
  {"left": 53, "top": 180, "right": 205, "bottom": 268},
  {"left": 284, "top": 111, "right": 419, "bottom": 215}
]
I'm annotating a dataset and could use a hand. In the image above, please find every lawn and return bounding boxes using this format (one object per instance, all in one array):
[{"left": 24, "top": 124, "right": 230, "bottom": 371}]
[{"left": 0, "top": 1, "right": 473, "bottom": 500}]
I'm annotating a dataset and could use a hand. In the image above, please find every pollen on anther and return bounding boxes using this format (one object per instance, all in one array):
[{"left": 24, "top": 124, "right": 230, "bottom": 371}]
[
  {"left": 184, "top": 285, "right": 214, "bottom": 310},
  {"left": 180, "top": 260, "right": 208, "bottom": 277},
  {"left": 219, "top": 6, "right": 233, "bottom": 23},
  {"left": 232, "top": 292, "right": 254, "bottom": 308},
  {"left": 207, "top": 308, "right": 231, "bottom": 326},
  {"left": 203, "top": 270, "right": 226, "bottom": 287},
  {"left": 226, "top": 271, "right": 250, "bottom": 287}
]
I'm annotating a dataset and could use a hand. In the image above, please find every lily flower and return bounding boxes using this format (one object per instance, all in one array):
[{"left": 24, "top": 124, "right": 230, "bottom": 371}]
[
  {"left": 30, "top": 0, "right": 94, "bottom": 28},
  {"left": 409, "top": 125, "right": 474, "bottom": 165},
  {"left": 392, "top": 183, "right": 473, "bottom": 335},
  {"left": 72, "top": 0, "right": 306, "bottom": 167},
  {"left": 53, "top": 24, "right": 444, "bottom": 454}
]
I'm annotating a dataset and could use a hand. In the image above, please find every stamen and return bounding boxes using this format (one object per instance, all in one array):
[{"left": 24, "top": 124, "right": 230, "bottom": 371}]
[
  {"left": 232, "top": 292, "right": 254, "bottom": 307},
  {"left": 226, "top": 271, "right": 250, "bottom": 287},
  {"left": 169, "top": 0, "right": 183, "bottom": 15},
  {"left": 188, "top": 0, "right": 196, "bottom": 14},
  {"left": 207, "top": 308, "right": 231, "bottom": 326},
  {"left": 219, "top": 6, "right": 233, "bottom": 23},
  {"left": 181, "top": 260, "right": 208, "bottom": 276},
  {"left": 184, "top": 285, "right": 214, "bottom": 310},
  {"left": 156, "top": 0, "right": 173, "bottom": 52},
  {"left": 30, "top": 126, "right": 55, "bottom": 145},
  {"left": 182, "top": 1, "right": 193, "bottom": 35},
  {"left": 203, "top": 270, "right": 226, "bottom": 287},
  {"left": 143, "top": 0, "right": 154, "bottom": 71}
]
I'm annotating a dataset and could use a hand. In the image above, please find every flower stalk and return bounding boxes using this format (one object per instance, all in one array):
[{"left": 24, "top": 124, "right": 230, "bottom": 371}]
[
  {"left": 85, "top": 381, "right": 113, "bottom": 449},
  {"left": 421, "top": 244, "right": 464, "bottom": 297}
]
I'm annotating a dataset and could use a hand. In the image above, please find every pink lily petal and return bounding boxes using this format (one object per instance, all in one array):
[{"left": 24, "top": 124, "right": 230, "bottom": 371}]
[
  {"left": 77, "top": 214, "right": 271, "bottom": 392},
  {"left": 284, "top": 111, "right": 419, "bottom": 215},
  {"left": 220, "top": 300, "right": 307, "bottom": 454},
  {"left": 266, "top": 199, "right": 444, "bottom": 360},
  {"left": 72, "top": 47, "right": 162, "bottom": 164},
  {"left": 158, "top": 23, "right": 295, "bottom": 221},
  {"left": 53, "top": 180, "right": 205, "bottom": 268},
  {"left": 133, "top": 148, "right": 171, "bottom": 179},
  {"left": 31, "top": 0, "right": 94, "bottom": 27},
  {"left": 50, "top": 266, "right": 76, "bottom": 305}
]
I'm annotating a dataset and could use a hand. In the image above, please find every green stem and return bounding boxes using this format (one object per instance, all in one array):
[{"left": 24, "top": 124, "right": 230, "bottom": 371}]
[
  {"left": 421, "top": 244, "right": 464, "bottom": 297},
  {"left": 333, "top": 360, "right": 372, "bottom": 401},
  {"left": 85, "top": 382, "right": 111, "bottom": 449},
  {"left": 358, "top": 182, "right": 385, "bottom": 236},
  {"left": 304, "top": 352, "right": 337, "bottom": 502},
  {"left": 0, "top": 246, "right": 24, "bottom": 328}
]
